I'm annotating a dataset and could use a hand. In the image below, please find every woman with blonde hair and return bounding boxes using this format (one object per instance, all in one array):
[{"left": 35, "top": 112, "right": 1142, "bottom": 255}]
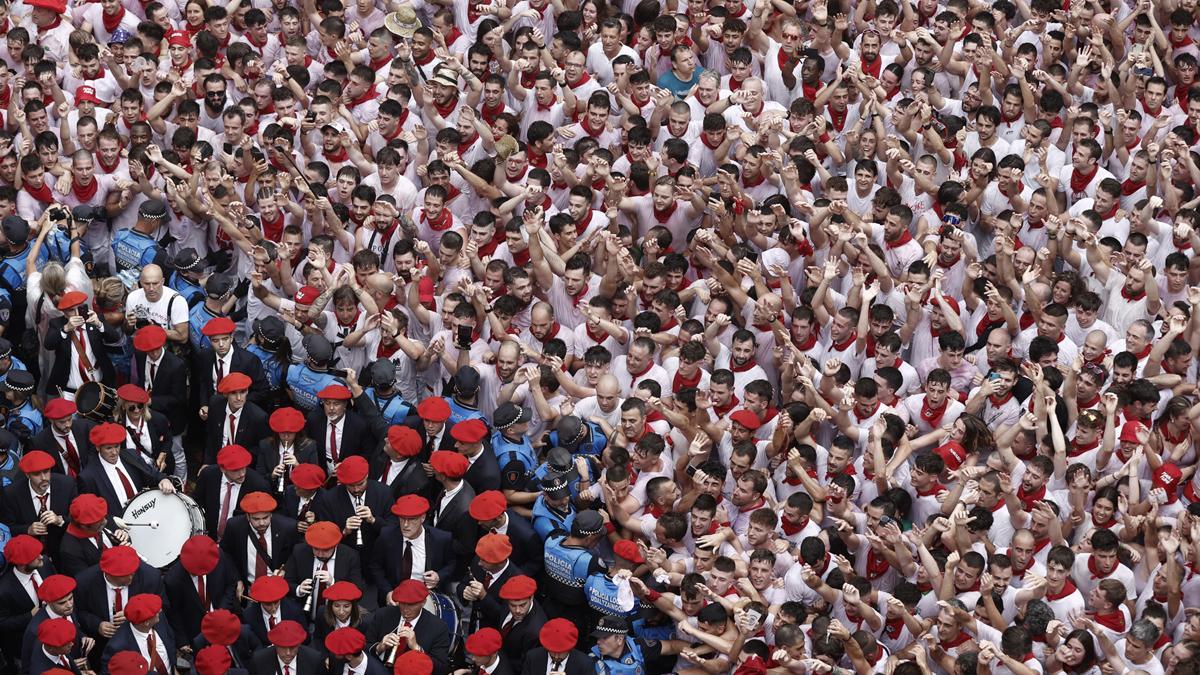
[
  {"left": 113, "top": 383, "right": 173, "bottom": 474},
  {"left": 26, "top": 206, "right": 93, "bottom": 396}
]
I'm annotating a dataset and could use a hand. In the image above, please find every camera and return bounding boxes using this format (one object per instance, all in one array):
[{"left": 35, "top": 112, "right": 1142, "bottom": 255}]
[{"left": 48, "top": 206, "right": 68, "bottom": 222}]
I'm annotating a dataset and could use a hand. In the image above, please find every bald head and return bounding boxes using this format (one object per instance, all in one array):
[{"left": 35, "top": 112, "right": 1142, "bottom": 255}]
[
  {"left": 366, "top": 272, "right": 395, "bottom": 296},
  {"left": 596, "top": 374, "right": 621, "bottom": 412},
  {"left": 140, "top": 264, "right": 165, "bottom": 302}
]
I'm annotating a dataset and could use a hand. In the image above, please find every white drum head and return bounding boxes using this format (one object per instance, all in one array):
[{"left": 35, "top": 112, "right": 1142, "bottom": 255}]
[{"left": 121, "top": 490, "right": 203, "bottom": 567}]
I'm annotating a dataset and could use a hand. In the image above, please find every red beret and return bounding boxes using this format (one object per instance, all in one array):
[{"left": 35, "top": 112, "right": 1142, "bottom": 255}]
[
  {"left": 498, "top": 575, "right": 537, "bottom": 600},
  {"left": 387, "top": 425, "right": 422, "bottom": 457},
  {"left": 391, "top": 495, "right": 430, "bottom": 518},
  {"left": 305, "top": 521, "right": 342, "bottom": 550},
  {"left": 89, "top": 422, "right": 126, "bottom": 447},
  {"left": 450, "top": 419, "right": 488, "bottom": 444},
  {"left": 19, "top": 450, "right": 55, "bottom": 473},
  {"left": 393, "top": 650, "right": 433, "bottom": 675},
  {"left": 99, "top": 546, "right": 140, "bottom": 577},
  {"left": 469, "top": 491, "right": 507, "bottom": 521},
  {"left": 132, "top": 325, "right": 167, "bottom": 352},
  {"left": 318, "top": 384, "right": 352, "bottom": 400},
  {"left": 217, "top": 372, "right": 252, "bottom": 394},
  {"left": 117, "top": 384, "right": 149, "bottom": 404},
  {"left": 108, "top": 651, "right": 149, "bottom": 675},
  {"left": 323, "top": 580, "right": 363, "bottom": 602},
  {"left": 200, "top": 609, "right": 242, "bottom": 646},
  {"left": 240, "top": 491, "right": 278, "bottom": 514},
  {"left": 729, "top": 409, "right": 762, "bottom": 430},
  {"left": 475, "top": 533, "right": 512, "bottom": 564},
  {"left": 324, "top": 627, "right": 366, "bottom": 658},
  {"left": 37, "top": 575, "right": 76, "bottom": 603},
  {"left": 180, "top": 535, "right": 220, "bottom": 575},
  {"left": 123, "top": 593, "right": 162, "bottom": 624},
  {"left": 539, "top": 618, "right": 579, "bottom": 652},
  {"left": 269, "top": 407, "right": 305, "bottom": 434},
  {"left": 56, "top": 291, "right": 87, "bottom": 311},
  {"left": 43, "top": 398, "right": 76, "bottom": 420},
  {"left": 69, "top": 494, "right": 108, "bottom": 525},
  {"left": 249, "top": 575, "right": 289, "bottom": 603},
  {"left": 267, "top": 620, "right": 307, "bottom": 648},
  {"left": 216, "top": 445, "right": 252, "bottom": 471},
  {"left": 194, "top": 645, "right": 233, "bottom": 675},
  {"left": 201, "top": 317, "right": 237, "bottom": 336},
  {"left": 429, "top": 450, "right": 468, "bottom": 479},
  {"left": 416, "top": 397, "right": 451, "bottom": 422},
  {"left": 290, "top": 464, "right": 326, "bottom": 491},
  {"left": 613, "top": 539, "right": 644, "bottom": 564},
  {"left": 38, "top": 618, "right": 76, "bottom": 648},
  {"left": 335, "top": 456, "right": 369, "bottom": 485},
  {"left": 391, "top": 579, "right": 429, "bottom": 605},
  {"left": 4, "top": 534, "right": 42, "bottom": 566},
  {"left": 465, "top": 628, "right": 503, "bottom": 657}
]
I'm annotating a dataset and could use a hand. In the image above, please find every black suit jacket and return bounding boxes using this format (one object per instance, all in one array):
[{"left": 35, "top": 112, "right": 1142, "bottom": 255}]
[
  {"left": 501, "top": 603, "right": 547, "bottom": 669},
  {"left": 463, "top": 449, "right": 502, "bottom": 495},
  {"left": 119, "top": 410, "right": 173, "bottom": 474},
  {"left": 22, "top": 608, "right": 83, "bottom": 675},
  {"left": 204, "top": 397, "right": 271, "bottom": 466},
  {"left": 100, "top": 620, "right": 176, "bottom": 674},
  {"left": 429, "top": 482, "right": 477, "bottom": 575},
  {"left": 73, "top": 562, "right": 165, "bottom": 638},
  {"left": 282, "top": 544, "right": 365, "bottom": 611},
  {"left": 256, "top": 437, "right": 321, "bottom": 489},
  {"left": 28, "top": 417, "right": 96, "bottom": 475},
  {"left": 220, "top": 514, "right": 300, "bottom": 583},
  {"left": 360, "top": 607, "right": 451, "bottom": 675},
  {"left": 58, "top": 527, "right": 126, "bottom": 578},
  {"left": 519, "top": 648, "right": 594, "bottom": 675},
  {"left": 78, "top": 450, "right": 167, "bottom": 518},
  {"left": 0, "top": 558, "right": 55, "bottom": 659},
  {"left": 190, "top": 626, "right": 262, "bottom": 672},
  {"left": 303, "top": 410, "right": 374, "bottom": 475},
  {"left": 369, "top": 454, "right": 431, "bottom": 501},
  {"left": 367, "top": 524, "right": 455, "bottom": 604},
  {"left": 44, "top": 316, "right": 120, "bottom": 391},
  {"left": 459, "top": 560, "right": 526, "bottom": 633},
  {"left": 131, "top": 349, "right": 189, "bottom": 435},
  {"left": 326, "top": 653, "right": 391, "bottom": 675},
  {"left": 192, "top": 464, "right": 273, "bottom": 539},
  {"left": 488, "top": 512, "right": 543, "bottom": 580},
  {"left": 0, "top": 474, "right": 76, "bottom": 551},
  {"left": 163, "top": 551, "right": 239, "bottom": 640},
  {"left": 312, "top": 481, "right": 394, "bottom": 559},
  {"left": 244, "top": 599, "right": 309, "bottom": 647},
  {"left": 27, "top": 645, "right": 82, "bottom": 674},
  {"left": 192, "top": 346, "right": 269, "bottom": 410},
  {"left": 250, "top": 645, "right": 326, "bottom": 675}
]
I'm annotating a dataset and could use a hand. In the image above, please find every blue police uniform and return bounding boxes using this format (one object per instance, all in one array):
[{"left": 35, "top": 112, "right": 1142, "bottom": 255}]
[
  {"left": 0, "top": 246, "right": 38, "bottom": 292},
  {"left": 447, "top": 398, "right": 487, "bottom": 427},
  {"left": 187, "top": 303, "right": 221, "bottom": 351},
  {"left": 531, "top": 495, "right": 574, "bottom": 540},
  {"left": 246, "top": 344, "right": 285, "bottom": 392},
  {"left": 286, "top": 366, "right": 339, "bottom": 411},
  {"left": 42, "top": 229, "right": 74, "bottom": 264},
  {"left": 585, "top": 572, "right": 639, "bottom": 618},
  {"left": 491, "top": 430, "right": 536, "bottom": 490},
  {"left": 543, "top": 533, "right": 595, "bottom": 604},
  {"left": 529, "top": 461, "right": 593, "bottom": 500},
  {"left": 169, "top": 272, "right": 205, "bottom": 307},
  {"left": 547, "top": 420, "right": 608, "bottom": 457},
  {"left": 591, "top": 638, "right": 648, "bottom": 675},
  {"left": 365, "top": 388, "right": 415, "bottom": 426},
  {"left": 631, "top": 619, "right": 674, "bottom": 642},
  {"left": 0, "top": 358, "right": 29, "bottom": 386},
  {"left": 112, "top": 230, "right": 162, "bottom": 272},
  {"left": 6, "top": 400, "right": 42, "bottom": 443}
]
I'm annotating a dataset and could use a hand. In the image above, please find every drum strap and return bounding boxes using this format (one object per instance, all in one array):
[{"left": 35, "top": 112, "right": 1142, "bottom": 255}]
[
  {"left": 71, "top": 328, "right": 94, "bottom": 380},
  {"left": 249, "top": 528, "right": 273, "bottom": 568}
]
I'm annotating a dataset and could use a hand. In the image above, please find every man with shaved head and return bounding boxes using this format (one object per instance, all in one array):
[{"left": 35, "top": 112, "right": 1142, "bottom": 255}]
[
  {"left": 124, "top": 264, "right": 191, "bottom": 345},
  {"left": 572, "top": 374, "right": 623, "bottom": 428}
]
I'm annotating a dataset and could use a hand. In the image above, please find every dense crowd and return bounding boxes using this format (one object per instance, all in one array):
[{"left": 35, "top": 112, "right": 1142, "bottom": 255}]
[{"left": 0, "top": 0, "right": 1199, "bottom": 672}]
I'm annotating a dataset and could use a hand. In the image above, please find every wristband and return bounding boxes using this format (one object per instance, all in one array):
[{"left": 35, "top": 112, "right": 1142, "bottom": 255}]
[
  {"left": 645, "top": 589, "right": 663, "bottom": 602},
  {"left": 604, "top": 522, "right": 616, "bottom": 534}
]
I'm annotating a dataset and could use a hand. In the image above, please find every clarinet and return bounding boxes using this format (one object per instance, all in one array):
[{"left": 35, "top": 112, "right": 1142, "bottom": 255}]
[
  {"left": 303, "top": 571, "right": 318, "bottom": 614},
  {"left": 277, "top": 447, "right": 291, "bottom": 493},
  {"left": 386, "top": 630, "right": 401, "bottom": 666},
  {"left": 354, "top": 496, "right": 364, "bottom": 547}
]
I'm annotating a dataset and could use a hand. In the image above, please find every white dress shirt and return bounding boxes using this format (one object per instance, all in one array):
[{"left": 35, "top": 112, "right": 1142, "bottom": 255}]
[
  {"left": 144, "top": 352, "right": 163, "bottom": 391},
  {"left": 213, "top": 352, "right": 233, "bottom": 385},
  {"left": 14, "top": 569, "right": 41, "bottom": 603},
  {"left": 326, "top": 418, "right": 344, "bottom": 465},
  {"left": 402, "top": 530, "right": 426, "bottom": 580},
  {"left": 64, "top": 326, "right": 99, "bottom": 390},
  {"left": 224, "top": 407, "right": 243, "bottom": 447},
  {"left": 248, "top": 525, "right": 272, "bottom": 583},
  {"left": 132, "top": 625, "right": 169, "bottom": 667},
  {"left": 436, "top": 482, "right": 463, "bottom": 523},
  {"left": 100, "top": 459, "right": 137, "bottom": 506}
]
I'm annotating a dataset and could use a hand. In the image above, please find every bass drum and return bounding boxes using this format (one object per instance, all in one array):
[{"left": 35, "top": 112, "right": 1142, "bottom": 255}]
[
  {"left": 120, "top": 489, "right": 205, "bottom": 568},
  {"left": 424, "top": 592, "right": 461, "bottom": 653},
  {"left": 75, "top": 382, "right": 118, "bottom": 422}
]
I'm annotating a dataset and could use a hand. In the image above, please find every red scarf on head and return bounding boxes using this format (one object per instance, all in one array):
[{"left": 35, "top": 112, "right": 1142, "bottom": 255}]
[
  {"left": 1070, "top": 165, "right": 1098, "bottom": 194},
  {"left": 72, "top": 177, "right": 98, "bottom": 203},
  {"left": 23, "top": 180, "right": 53, "bottom": 204},
  {"left": 103, "top": 5, "right": 127, "bottom": 34}
]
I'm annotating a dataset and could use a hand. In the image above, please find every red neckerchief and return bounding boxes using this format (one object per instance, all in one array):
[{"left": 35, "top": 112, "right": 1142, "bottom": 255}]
[
  {"left": 730, "top": 357, "right": 758, "bottom": 373},
  {"left": 885, "top": 229, "right": 913, "bottom": 249},
  {"left": 1091, "top": 609, "right": 1126, "bottom": 632},
  {"left": 828, "top": 105, "right": 848, "bottom": 131},
  {"left": 801, "top": 81, "right": 823, "bottom": 101},
  {"left": 323, "top": 145, "right": 349, "bottom": 163},
  {"left": 1170, "top": 32, "right": 1194, "bottom": 49},
  {"left": 917, "top": 482, "right": 946, "bottom": 497},
  {"left": 1121, "top": 286, "right": 1146, "bottom": 301},
  {"left": 884, "top": 616, "right": 905, "bottom": 640},
  {"left": 457, "top": 134, "right": 478, "bottom": 157},
  {"left": 349, "top": 85, "right": 380, "bottom": 108},
  {"left": 535, "top": 95, "right": 557, "bottom": 113},
  {"left": 976, "top": 316, "right": 1002, "bottom": 338},
  {"left": 1069, "top": 165, "right": 1098, "bottom": 194},
  {"left": 1016, "top": 483, "right": 1046, "bottom": 510},
  {"left": 432, "top": 95, "right": 460, "bottom": 119},
  {"left": 412, "top": 47, "right": 436, "bottom": 67},
  {"left": 920, "top": 396, "right": 949, "bottom": 427},
  {"left": 1087, "top": 555, "right": 1116, "bottom": 580},
  {"left": 831, "top": 331, "right": 857, "bottom": 352},
  {"left": 940, "top": 631, "right": 973, "bottom": 650},
  {"left": 1068, "top": 437, "right": 1100, "bottom": 457},
  {"left": 853, "top": 400, "right": 882, "bottom": 424},
  {"left": 653, "top": 202, "right": 678, "bottom": 223},
  {"left": 779, "top": 515, "right": 809, "bottom": 536},
  {"left": 1120, "top": 178, "right": 1145, "bottom": 196},
  {"left": 1091, "top": 512, "right": 1115, "bottom": 530},
  {"left": 713, "top": 394, "right": 739, "bottom": 418},
  {"left": 580, "top": 114, "right": 606, "bottom": 138},
  {"left": 1162, "top": 421, "right": 1190, "bottom": 445},
  {"left": 39, "top": 15, "right": 63, "bottom": 33},
  {"left": 23, "top": 180, "right": 53, "bottom": 204},
  {"left": 700, "top": 132, "right": 723, "bottom": 150},
  {"left": 672, "top": 367, "right": 703, "bottom": 393},
  {"left": 102, "top": 5, "right": 127, "bottom": 33},
  {"left": 860, "top": 53, "right": 882, "bottom": 78},
  {"left": 573, "top": 209, "right": 594, "bottom": 236},
  {"left": 569, "top": 283, "right": 590, "bottom": 308},
  {"left": 937, "top": 253, "right": 961, "bottom": 268},
  {"left": 480, "top": 101, "right": 505, "bottom": 126},
  {"left": 421, "top": 208, "right": 452, "bottom": 231},
  {"left": 865, "top": 547, "right": 891, "bottom": 579},
  {"left": 988, "top": 389, "right": 1014, "bottom": 408},
  {"left": 260, "top": 209, "right": 285, "bottom": 242},
  {"left": 527, "top": 148, "right": 548, "bottom": 169},
  {"left": 72, "top": 177, "right": 98, "bottom": 203},
  {"left": 743, "top": 171, "right": 767, "bottom": 188},
  {"left": 794, "top": 331, "right": 818, "bottom": 351}
]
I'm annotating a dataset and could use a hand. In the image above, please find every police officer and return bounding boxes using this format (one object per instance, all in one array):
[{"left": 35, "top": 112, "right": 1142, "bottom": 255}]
[
  {"left": 247, "top": 316, "right": 290, "bottom": 406},
  {"left": 41, "top": 205, "right": 94, "bottom": 268},
  {"left": 447, "top": 367, "right": 487, "bottom": 426},
  {"left": 529, "top": 447, "right": 594, "bottom": 502},
  {"left": 0, "top": 338, "right": 30, "bottom": 387},
  {"left": 591, "top": 616, "right": 671, "bottom": 675},
  {"left": 361, "top": 359, "right": 413, "bottom": 426},
  {"left": 531, "top": 475, "right": 576, "bottom": 540},
  {"left": 491, "top": 403, "right": 536, "bottom": 491},
  {"left": 548, "top": 415, "right": 608, "bottom": 457},
  {"left": 188, "top": 274, "right": 236, "bottom": 350},
  {"left": 541, "top": 509, "right": 604, "bottom": 629},
  {"left": 0, "top": 216, "right": 34, "bottom": 349},
  {"left": 1, "top": 371, "right": 42, "bottom": 446},
  {"left": 585, "top": 540, "right": 641, "bottom": 619},
  {"left": 112, "top": 199, "right": 169, "bottom": 273},
  {"left": 167, "top": 247, "right": 206, "bottom": 306},
  {"left": 286, "top": 334, "right": 341, "bottom": 412}
]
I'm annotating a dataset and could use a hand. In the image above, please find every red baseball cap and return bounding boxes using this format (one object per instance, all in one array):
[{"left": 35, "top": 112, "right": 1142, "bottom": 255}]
[
  {"left": 934, "top": 441, "right": 968, "bottom": 472},
  {"left": 295, "top": 286, "right": 320, "bottom": 305},
  {"left": 74, "top": 86, "right": 103, "bottom": 105},
  {"left": 1119, "top": 420, "right": 1145, "bottom": 443},
  {"left": 613, "top": 539, "right": 644, "bottom": 564}
]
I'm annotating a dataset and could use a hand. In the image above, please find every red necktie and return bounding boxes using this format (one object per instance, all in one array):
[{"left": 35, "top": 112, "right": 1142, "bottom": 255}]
[
  {"left": 283, "top": 665, "right": 291, "bottom": 675},
  {"left": 501, "top": 617, "right": 515, "bottom": 638},
  {"left": 148, "top": 362, "right": 157, "bottom": 392},
  {"left": 30, "top": 574, "right": 40, "bottom": 598},
  {"left": 59, "top": 656, "right": 70, "bottom": 668},
  {"left": 197, "top": 574, "right": 208, "bottom": 609},
  {"left": 148, "top": 631, "right": 168, "bottom": 674},
  {"left": 255, "top": 532, "right": 269, "bottom": 579},
  {"left": 113, "top": 587, "right": 124, "bottom": 615},
  {"left": 216, "top": 358, "right": 225, "bottom": 381},
  {"left": 228, "top": 413, "right": 238, "bottom": 444},
  {"left": 116, "top": 467, "right": 135, "bottom": 500},
  {"left": 75, "top": 328, "right": 92, "bottom": 383},
  {"left": 36, "top": 494, "right": 48, "bottom": 515},
  {"left": 217, "top": 481, "right": 234, "bottom": 540},
  {"left": 61, "top": 435, "right": 80, "bottom": 477},
  {"left": 269, "top": 615, "right": 278, "bottom": 630},
  {"left": 482, "top": 572, "right": 493, "bottom": 593},
  {"left": 329, "top": 423, "right": 339, "bottom": 463}
]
